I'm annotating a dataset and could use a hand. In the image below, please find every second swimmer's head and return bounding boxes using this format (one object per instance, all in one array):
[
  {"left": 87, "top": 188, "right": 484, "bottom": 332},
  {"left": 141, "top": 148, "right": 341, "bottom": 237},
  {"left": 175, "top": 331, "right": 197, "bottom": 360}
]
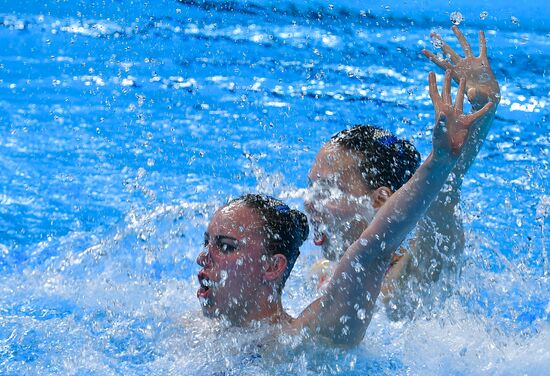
[{"left": 305, "top": 125, "right": 420, "bottom": 260}]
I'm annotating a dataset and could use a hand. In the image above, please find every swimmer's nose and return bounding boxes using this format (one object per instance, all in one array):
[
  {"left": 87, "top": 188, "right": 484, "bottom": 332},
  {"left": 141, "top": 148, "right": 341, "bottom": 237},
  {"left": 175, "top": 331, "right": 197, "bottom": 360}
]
[
  {"left": 304, "top": 189, "right": 318, "bottom": 215},
  {"left": 304, "top": 197, "right": 314, "bottom": 214},
  {"left": 196, "top": 251, "right": 211, "bottom": 267},
  {"left": 304, "top": 185, "right": 326, "bottom": 215},
  {"left": 304, "top": 195, "right": 323, "bottom": 218}
]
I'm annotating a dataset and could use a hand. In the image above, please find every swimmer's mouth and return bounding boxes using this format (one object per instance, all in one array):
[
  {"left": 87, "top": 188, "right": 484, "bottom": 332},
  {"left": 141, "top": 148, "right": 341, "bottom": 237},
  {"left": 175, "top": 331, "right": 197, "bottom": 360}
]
[
  {"left": 311, "top": 220, "right": 328, "bottom": 246},
  {"left": 313, "top": 231, "right": 327, "bottom": 246},
  {"left": 197, "top": 271, "right": 212, "bottom": 298}
]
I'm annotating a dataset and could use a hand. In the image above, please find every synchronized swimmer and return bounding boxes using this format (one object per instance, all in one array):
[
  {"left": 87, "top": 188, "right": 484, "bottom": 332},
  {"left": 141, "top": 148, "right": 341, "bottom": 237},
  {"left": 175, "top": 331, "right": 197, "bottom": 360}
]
[
  {"left": 305, "top": 25, "right": 500, "bottom": 319},
  {"left": 196, "top": 26, "right": 499, "bottom": 346}
]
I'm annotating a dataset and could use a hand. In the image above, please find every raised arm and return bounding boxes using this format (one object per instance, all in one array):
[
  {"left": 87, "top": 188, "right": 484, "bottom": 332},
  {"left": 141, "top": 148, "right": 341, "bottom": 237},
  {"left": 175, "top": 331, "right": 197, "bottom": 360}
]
[
  {"left": 382, "top": 28, "right": 501, "bottom": 315},
  {"left": 294, "top": 72, "right": 493, "bottom": 346}
]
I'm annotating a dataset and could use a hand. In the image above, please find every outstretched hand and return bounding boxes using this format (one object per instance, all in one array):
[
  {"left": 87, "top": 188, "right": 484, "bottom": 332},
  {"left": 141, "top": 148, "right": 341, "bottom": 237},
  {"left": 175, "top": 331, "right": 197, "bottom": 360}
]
[
  {"left": 429, "top": 70, "right": 493, "bottom": 158},
  {"left": 423, "top": 26, "right": 500, "bottom": 110}
]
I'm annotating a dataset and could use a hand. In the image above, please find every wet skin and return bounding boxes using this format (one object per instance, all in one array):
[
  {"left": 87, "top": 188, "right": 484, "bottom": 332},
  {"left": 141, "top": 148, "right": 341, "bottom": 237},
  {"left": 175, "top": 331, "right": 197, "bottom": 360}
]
[
  {"left": 305, "top": 27, "right": 500, "bottom": 311},
  {"left": 195, "top": 70, "right": 493, "bottom": 346},
  {"left": 196, "top": 204, "right": 289, "bottom": 325},
  {"left": 304, "top": 143, "right": 381, "bottom": 261}
]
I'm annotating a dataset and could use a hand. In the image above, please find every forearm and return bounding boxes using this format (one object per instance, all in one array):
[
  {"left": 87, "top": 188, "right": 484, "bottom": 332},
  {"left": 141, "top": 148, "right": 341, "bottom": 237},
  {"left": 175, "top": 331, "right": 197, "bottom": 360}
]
[
  {"left": 451, "top": 109, "right": 496, "bottom": 185},
  {"left": 411, "top": 190, "right": 465, "bottom": 282},
  {"left": 408, "top": 86, "right": 498, "bottom": 283},
  {"left": 302, "top": 68, "right": 493, "bottom": 345},
  {"left": 452, "top": 74, "right": 499, "bottom": 184},
  {"left": 387, "top": 96, "right": 497, "bottom": 304}
]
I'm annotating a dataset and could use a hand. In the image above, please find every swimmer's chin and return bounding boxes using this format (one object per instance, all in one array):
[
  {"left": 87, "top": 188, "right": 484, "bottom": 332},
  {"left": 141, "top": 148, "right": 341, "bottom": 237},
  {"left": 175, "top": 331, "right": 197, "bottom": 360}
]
[
  {"left": 199, "top": 297, "right": 219, "bottom": 317},
  {"left": 201, "top": 305, "right": 220, "bottom": 319}
]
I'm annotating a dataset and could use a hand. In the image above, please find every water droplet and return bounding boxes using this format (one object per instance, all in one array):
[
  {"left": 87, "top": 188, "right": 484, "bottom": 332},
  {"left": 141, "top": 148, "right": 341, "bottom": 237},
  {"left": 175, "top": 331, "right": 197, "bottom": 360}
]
[
  {"left": 511, "top": 16, "right": 520, "bottom": 25},
  {"left": 146, "top": 158, "right": 155, "bottom": 167},
  {"left": 136, "top": 94, "right": 146, "bottom": 107},
  {"left": 357, "top": 308, "right": 367, "bottom": 321},
  {"left": 339, "top": 315, "right": 350, "bottom": 324},
  {"left": 450, "top": 11, "right": 464, "bottom": 26},
  {"left": 137, "top": 167, "right": 146, "bottom": 179},
  {"left": 220, "top": 270, "right": 228, "bottom": 286},
  {"left": 351, "top": 260, "right": 364, "bottom": 273},
  {"left": 0, "top": 244, "right": 9, "bottom": 256},
  {"left": 479, "top": 72, "right": 490, "bottom": 83},
  {"left": 431, "top": 34, "right": 443, "bottom": 48},
  {"left": 479, "top": 11, "right": 489, "bottom": 20}
]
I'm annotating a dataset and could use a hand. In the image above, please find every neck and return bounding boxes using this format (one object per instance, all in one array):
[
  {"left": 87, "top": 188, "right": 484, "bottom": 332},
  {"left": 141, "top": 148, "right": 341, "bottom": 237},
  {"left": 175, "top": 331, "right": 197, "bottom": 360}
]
[{"left": 229, "top": 290, "right": 289, "bottom": 326}]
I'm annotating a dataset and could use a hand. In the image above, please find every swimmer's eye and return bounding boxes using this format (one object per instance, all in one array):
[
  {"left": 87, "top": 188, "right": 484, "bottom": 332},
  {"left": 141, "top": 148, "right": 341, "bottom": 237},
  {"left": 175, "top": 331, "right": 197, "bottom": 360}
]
[
  {"left": 326, "top": 175, "right": 342, "bottom": 188},
  {"left": 218, "top": 240, "right": 237, "bottom": 254},
  {"left": 313, "top": 177, "right": 343, "bottom": 192},
  {"left": 204, "top": 234, "right": 239, "bottom": 254}
]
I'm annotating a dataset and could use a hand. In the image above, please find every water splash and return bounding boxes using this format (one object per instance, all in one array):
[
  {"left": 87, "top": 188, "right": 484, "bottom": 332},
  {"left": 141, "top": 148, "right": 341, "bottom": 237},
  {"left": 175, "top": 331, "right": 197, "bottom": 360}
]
[
  {"left": 450, "top": 11, "right": 465, "bottom": 26},
  {"left": 0, "top": 0, "right": 548, "bottom": 374}
]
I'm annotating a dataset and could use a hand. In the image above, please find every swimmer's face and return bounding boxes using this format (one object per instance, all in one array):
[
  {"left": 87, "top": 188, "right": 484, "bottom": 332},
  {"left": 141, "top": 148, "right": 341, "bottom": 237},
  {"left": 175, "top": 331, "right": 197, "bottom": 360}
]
[
  {"left": 196, "top": 203, "right": 271, "bottom": 324},
  {"left": 304, "top": 143, "right": 377, "bottom": 260}
]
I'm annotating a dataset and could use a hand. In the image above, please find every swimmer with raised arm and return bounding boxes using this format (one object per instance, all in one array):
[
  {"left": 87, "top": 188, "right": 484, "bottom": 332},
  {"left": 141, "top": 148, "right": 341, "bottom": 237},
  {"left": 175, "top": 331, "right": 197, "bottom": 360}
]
[
  {"left": 304, "top": 27, "right": 500, "bottom": 319},
  {"left": 197, "top": 72, "right": 493, "bottom": 346}
]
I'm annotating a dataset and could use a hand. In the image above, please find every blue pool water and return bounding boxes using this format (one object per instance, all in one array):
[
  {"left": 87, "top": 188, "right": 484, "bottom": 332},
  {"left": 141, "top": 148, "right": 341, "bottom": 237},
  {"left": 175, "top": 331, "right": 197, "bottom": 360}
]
[{"left": 0, "top": 0, "right": 548, "bottom": 374}]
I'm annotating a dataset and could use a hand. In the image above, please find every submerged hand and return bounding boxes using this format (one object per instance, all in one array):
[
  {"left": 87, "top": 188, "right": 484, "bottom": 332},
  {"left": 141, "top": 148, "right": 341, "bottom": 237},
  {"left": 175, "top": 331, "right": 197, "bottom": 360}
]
[
  {"left": 429, "top": 70, "right": 493, "bottom": 158},
  {"left": 423, "top": 26, "right": 500, "bottom": 110}
]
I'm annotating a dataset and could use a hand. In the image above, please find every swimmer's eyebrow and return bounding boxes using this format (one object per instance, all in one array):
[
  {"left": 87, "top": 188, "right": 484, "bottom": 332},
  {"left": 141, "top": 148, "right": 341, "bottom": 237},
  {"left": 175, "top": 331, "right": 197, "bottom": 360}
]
[
  {"left": 215, "top": 235, "right": 238, "bottom": 243},
  {"left": 204, "top": 232, "right": 238, "bottom": 244}
]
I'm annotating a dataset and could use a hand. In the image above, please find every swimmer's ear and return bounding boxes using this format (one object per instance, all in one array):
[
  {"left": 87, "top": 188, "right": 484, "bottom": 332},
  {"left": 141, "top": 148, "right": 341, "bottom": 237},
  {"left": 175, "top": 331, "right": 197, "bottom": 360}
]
[
  {"left": 263, "top": 254, "right": 288, "bottom": 281},
  {"left": 371, "top": 186, "right": 393, "bottom": 209}
]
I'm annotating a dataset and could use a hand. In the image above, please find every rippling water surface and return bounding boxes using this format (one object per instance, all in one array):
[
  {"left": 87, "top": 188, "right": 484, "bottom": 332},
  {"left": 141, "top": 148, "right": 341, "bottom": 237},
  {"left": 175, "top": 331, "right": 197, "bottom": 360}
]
[{"left": 0, "top": 0, "right": 548, "bottom": 374}]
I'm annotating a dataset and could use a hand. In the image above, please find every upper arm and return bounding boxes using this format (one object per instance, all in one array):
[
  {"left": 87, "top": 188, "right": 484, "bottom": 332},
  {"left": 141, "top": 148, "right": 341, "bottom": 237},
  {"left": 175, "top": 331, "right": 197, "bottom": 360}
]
[
  {"left": 292, "top": 236, "right": 395, "bottom": 346},
  {"left": 291, "top": 297, "right": 365, "bottom": 347}
]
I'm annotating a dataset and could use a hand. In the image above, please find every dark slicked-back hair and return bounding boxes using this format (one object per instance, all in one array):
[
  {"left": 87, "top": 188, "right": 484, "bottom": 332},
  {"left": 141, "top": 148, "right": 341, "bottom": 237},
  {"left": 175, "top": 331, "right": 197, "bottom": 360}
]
[
  {"left": 228, "top": 194, "right": 309, "bottom": 292},
  {"left": 330, "top": 125, "right": 421, "bottom": 192}
]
